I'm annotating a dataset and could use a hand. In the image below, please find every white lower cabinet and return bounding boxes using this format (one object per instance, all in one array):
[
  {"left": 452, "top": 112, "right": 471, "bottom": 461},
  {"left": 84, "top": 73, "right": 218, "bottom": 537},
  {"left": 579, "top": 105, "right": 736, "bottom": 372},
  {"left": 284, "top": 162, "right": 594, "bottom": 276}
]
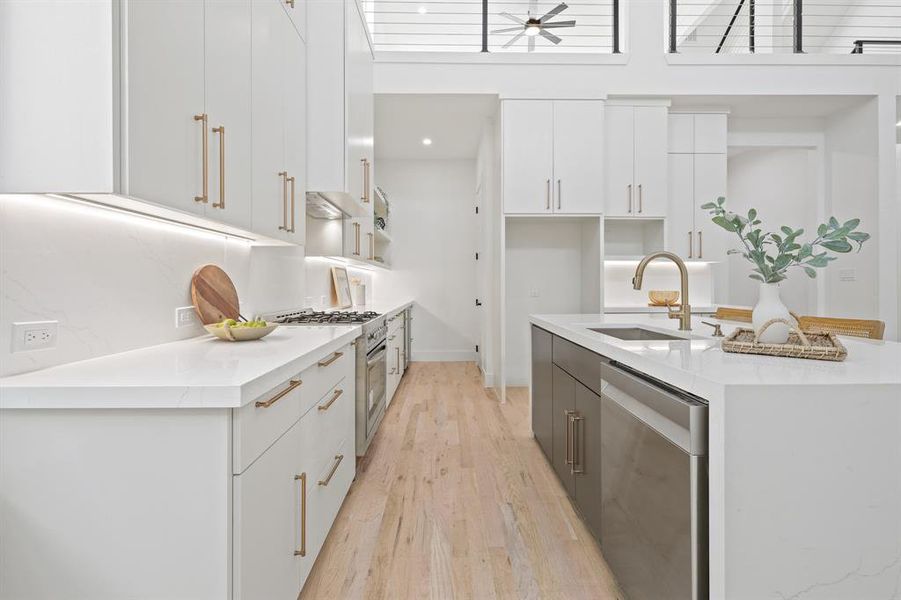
[{"left": 386, "top": 312, "right": 406, "bottom": 403}]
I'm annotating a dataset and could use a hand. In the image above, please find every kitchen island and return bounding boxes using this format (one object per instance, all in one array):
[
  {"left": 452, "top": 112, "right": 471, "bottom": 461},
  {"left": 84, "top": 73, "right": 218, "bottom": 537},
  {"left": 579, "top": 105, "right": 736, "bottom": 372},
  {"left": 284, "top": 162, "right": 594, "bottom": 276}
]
[{"left": 530, "top": 313, "right": 901, "bottom": 600}]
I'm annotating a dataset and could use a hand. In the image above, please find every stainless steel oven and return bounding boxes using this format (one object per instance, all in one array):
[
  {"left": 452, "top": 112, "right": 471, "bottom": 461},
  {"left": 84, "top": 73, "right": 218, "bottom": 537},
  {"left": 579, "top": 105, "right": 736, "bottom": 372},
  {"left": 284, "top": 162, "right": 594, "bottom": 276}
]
[{"left": 355, "top": 316, "right": 388, "bottom": 456}]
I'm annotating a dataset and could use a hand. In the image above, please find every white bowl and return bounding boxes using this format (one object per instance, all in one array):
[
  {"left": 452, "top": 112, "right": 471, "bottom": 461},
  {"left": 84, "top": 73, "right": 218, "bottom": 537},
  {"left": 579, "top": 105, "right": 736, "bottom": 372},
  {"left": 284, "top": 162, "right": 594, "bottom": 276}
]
[{"left": 204, "top": 322, "right": 278, "bottom": 342}]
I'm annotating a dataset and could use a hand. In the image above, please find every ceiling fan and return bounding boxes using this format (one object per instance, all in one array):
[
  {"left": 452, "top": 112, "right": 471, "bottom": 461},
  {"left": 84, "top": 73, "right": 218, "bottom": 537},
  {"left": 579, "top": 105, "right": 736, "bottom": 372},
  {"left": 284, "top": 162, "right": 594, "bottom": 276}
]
[{"left": 491, "top": 2, "right": 576, "bottom": 52}]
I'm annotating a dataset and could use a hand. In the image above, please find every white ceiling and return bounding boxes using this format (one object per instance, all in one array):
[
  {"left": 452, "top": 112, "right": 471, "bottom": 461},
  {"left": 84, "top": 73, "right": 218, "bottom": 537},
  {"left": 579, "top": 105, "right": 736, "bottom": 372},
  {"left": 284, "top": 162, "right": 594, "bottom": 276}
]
[
  {"left": 669, "top": 95, "right": 871, "bottom": 118},
  {"left": 375, "top": 94, "right": 499, "bottom": 160}
]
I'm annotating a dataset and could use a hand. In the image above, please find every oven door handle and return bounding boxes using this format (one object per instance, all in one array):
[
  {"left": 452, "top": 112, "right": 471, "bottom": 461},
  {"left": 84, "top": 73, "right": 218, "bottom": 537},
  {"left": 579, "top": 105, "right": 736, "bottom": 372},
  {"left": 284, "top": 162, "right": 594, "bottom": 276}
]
[{"left": 367, "top": 345, "right": 387, "bottom": 366}]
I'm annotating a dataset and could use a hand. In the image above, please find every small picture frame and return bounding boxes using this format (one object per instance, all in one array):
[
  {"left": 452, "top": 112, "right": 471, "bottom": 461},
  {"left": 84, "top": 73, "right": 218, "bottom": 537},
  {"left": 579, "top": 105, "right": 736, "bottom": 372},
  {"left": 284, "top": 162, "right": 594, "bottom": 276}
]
[{"left": 331, "top": 266, "right": 352, "bottom": 309}]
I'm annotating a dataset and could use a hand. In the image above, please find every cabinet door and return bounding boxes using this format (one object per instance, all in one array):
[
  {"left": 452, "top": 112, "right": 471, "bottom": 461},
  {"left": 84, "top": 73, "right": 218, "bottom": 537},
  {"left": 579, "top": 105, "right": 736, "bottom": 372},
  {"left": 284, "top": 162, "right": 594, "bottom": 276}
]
[
  {"left": 205, "top": 0, "right": 253, "bottom": 229},
  {"left": 551, "top": 365, "right": 576, "bottom": 498},
  {"left": 281, "top": 0, "right": 306, "bottom": 39},
  {"left": 574, "top": 382, "right": 602, "bottom": 540},
  {"left": 346, "top": 1, "right": 373, "bottom": 205},
  {"left": 694, "top": 153, "right": 729, "bottom": 302},
  {"left": 531, "top": 327, "right": 553, "bottom": 461},
  {"left": 126, "top": 1, "right": 205, "bottom": 214},
  {"left": 667, "top": 154, "right": 695, "bottom": 260},
  {"left": 397, "top": 323, "right": 406, "bottom": 377},
  {"left": 693, "top": 113, "right": 727, "bottom": 154},
  {"left": 667, "top": 114, "right": 694, "bottom": 153},
  {"left": 386, "top": 334, "right": 401, "bottom": 402},
  {"left": 233, "top": 420, "right": 304, "bottom": 600},
  {"left": 284, "top": 29, "right": 306, "bottom": 243},
  {"left": 632, "top": 106, "right": 668, "bottom": 217},
  {"left": 502, "top": 101, "right": 554, "bottom": 214},
  {"left": 552, "top": 101, "right": 604, "bottom": 215},
  {"left": 251, "top": 0, "right": 288, "bottom": 239},
  {"left": 604, "top": 105, "right": 635, "bottom": 217}
]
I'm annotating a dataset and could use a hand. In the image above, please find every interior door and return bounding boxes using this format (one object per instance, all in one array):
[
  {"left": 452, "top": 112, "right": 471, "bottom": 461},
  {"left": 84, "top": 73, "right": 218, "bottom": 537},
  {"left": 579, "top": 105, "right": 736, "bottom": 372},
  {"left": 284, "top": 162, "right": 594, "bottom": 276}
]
[
  {"left": 205, "top": 0, "right": 253, "bottom": 229},
  {"left": 574, "top": 382, "right": 602, "bottom": 540},
  {"left": 502, "top": 101, "right": 554, "bottom": 214},
  {"left": 553, "top": 101, "right": 604, "bottom": 215},
  {"left": 551, "top": 365, "right": 576, "bottom": 498},
  {"left": 604, "top": 105, "right": 635, "bottom": 217},
  {"left": 531, "top": 327, "right": 553, "bottom": 461},
  {"left": 283, "top": 28, "right": 306, "bottom": 243},
  {"left": 250, "top": 0, "right": 288, "bottom": 239},
  {"left": 667, "top": 153, "right": 695, "bottom": 260},
  {"left": 633, "top": 106, "right": 669, "bottom": 217},
  {"left": 125, "top": 0, "right": 204, "bottom": 214},
  {"left": 233, "top": 420, "right": 304, "bottom": 600}
]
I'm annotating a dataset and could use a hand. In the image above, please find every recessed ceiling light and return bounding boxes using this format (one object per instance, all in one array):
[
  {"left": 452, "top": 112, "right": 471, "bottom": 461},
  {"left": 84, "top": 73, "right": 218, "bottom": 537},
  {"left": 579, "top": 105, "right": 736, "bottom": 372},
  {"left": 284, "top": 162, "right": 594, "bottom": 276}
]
[
  {"left": 422, "top": 138, "right": 432, "bottom": 146},
  {"left": 417, "top": 6, "right": 427, "bottom": 14}
]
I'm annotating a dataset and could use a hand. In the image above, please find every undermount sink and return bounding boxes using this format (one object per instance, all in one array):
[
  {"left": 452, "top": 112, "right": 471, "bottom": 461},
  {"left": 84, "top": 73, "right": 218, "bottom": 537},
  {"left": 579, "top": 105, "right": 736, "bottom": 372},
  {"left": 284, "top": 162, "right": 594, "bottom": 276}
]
[{"left": 588, "top": 327, "right": 686, "bottom": 341}]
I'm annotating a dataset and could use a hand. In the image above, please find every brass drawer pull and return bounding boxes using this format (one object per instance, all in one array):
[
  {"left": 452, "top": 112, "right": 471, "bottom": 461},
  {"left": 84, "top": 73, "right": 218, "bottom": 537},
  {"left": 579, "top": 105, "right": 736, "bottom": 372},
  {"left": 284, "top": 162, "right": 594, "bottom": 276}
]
[
  {"left": 285, "top": 0, "right": 295, "bottom": 7},
  {"left": 293, "top": 472, "right": 306, "bottom": 556},
  {"left": 317, "top": 351, "right": 343, "bottom": 367},
  {"left": 317, "top": 388, "right": 343, "bottom": 411},
  {"left": 194, "top": 113, "right": 208, "bottom": 203},
  {"left": 318, "top": 454, "right": 344, "bottom": 486},
  {"left": 212, "top": 125, "right": 225, "bottom": 209},
  {"left": 287, "top": 175, "right": 296, "bottom": 233},
  {"left": 278, "top": 171, "right": 288, "bottom": 231},
  {"left": 255, "top": 378, "right": 302, "bottom": 408}
]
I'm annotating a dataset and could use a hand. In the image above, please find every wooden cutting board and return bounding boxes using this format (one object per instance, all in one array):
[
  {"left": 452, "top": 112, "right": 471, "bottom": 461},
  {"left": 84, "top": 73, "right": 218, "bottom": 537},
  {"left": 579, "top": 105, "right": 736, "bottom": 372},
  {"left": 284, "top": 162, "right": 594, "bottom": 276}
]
[{"left": 191, "top": 264, "right": 241, "bottom": 325}]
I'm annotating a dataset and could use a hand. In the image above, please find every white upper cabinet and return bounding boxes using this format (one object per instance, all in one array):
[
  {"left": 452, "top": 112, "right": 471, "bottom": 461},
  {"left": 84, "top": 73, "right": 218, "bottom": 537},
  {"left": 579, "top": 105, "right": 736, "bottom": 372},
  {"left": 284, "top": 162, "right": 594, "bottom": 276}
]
[
  {"left": 0, "top": 0, "right": 114, "bottom": 193},
  {"left": 667, "top": 113, "right": 728, "bottom": 154},
  {"left": 604, "top": 103, "right": 668, "bottom": 217},
  {"left": 502, "top": 101, "right": 554, "bottom": 214},
  {"left": 125, "top": 1, "right": 206, "bottom": 216},
  {"left": 502, "top": 99, "right": 604, "bottom": 215},
  {"left": 666, "top": 153, "right": 727, "bottom": 259},
  {"left": 284, "top": 24, "right": 307, "bottom": 245},
  {"left": 552, "top": 101, "right": 605, "bottom": 215},
  {"left": 667, "top": 153, "right": 695, "bottom": 259},
  {"left": 280, "top": 0, "right": 306, "bottom": 39}
]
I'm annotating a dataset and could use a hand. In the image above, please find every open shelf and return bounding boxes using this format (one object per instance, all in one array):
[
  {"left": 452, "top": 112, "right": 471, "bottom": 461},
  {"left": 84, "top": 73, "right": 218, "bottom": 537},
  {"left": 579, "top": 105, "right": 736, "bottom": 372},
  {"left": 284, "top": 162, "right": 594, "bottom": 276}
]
[{"left": 374, "top": 228, "right": 393, "bottom": 244}]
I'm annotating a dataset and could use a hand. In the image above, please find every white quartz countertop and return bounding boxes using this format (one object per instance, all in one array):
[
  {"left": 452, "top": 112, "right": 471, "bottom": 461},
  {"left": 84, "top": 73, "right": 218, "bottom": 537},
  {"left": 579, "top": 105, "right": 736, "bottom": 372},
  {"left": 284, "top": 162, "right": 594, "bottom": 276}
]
[
  {"left": 531, "top": 313, "right": 901, "bottom": 402},
  {"left": 0, "top": 325, "right": 361, "bottom": 409}
]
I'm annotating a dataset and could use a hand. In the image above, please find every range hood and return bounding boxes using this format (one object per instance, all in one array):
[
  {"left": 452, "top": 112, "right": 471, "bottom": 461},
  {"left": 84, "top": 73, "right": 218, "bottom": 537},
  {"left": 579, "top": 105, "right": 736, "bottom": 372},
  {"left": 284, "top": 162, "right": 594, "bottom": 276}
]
[{"left": 306, "top": 191, "right": 367, "bottom": 220}]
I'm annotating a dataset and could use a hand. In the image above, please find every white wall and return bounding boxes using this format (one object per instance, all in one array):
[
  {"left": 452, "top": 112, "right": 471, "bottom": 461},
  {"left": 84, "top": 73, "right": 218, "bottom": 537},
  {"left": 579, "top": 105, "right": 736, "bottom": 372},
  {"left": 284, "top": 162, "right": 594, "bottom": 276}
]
[
  {"left": 727, "top": 147, "right": 818, "bottom": 313},
  {"left": 375, "top": 159, "right": 478, "bottom": 361},
  {"left": 824, "top": 99, "right": 880, "bottom": 320},
  {"left": 604, "top": 261, "right": 715, "bottom": 308},
  {"left": 0, "top": 194, "right": 307, "bottom": 377}
]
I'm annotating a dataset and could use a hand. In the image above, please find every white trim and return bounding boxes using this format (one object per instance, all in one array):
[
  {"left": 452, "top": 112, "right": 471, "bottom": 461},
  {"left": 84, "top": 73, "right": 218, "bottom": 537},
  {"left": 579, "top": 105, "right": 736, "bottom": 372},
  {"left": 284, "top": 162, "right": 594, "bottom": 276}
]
[
  {"left": 374, "top": 51, "right": 631, "bottom": 66},
  {"left": 411, "top": 350, "right": 478, "bottom": 362},
  {"left": 606, "top": 97, "right": 672, "bottom": 107},
  {"left": 666, "top": 54, "right": 901, "bottom": 67}
]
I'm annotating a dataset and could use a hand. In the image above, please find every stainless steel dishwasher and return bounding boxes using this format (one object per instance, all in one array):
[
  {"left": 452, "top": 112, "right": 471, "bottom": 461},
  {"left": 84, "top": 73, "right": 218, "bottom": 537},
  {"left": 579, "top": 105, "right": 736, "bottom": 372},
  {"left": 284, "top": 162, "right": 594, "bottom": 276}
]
[{"left": 600, "top": 362, "right": 708, "bottom": 600}]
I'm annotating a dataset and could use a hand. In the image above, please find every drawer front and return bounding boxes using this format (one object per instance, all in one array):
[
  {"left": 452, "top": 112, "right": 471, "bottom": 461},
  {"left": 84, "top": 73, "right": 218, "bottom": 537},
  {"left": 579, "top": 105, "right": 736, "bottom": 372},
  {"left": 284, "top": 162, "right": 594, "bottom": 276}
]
[
  {"left": 302, "top": 438, "right": 355, "bottom": 587},
  {"left": 386, "top": 312, "right": 403, "bottom": 334},
  {"left": 302, "top": 376, "right": 355, "bottom": 470},
  {"left": 552, "top": 335, "right": 604, "bottom": 396},
  {"left": 300, "top": 344, "right": 353, "bottom": 417},
  {"left": 233, "top": 375, "right": 304, "bottom": 474}
]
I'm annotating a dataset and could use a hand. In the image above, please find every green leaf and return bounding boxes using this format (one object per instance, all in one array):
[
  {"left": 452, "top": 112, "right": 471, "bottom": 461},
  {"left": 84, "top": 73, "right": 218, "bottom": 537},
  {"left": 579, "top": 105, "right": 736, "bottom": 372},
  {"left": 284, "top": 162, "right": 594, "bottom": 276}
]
[
  {"left": 799, "top": 244, "right": 813, "bottom": 258},
  {"left": 748, "top": 208, "right": 757, "bottom": 221},
  {"left": 717, "top": 196, "right": 725, "bottom": 205},
  {"left": 843, "top": 218, "right": 860, "bottom": 230},
  {"left": 712, "top": 216, "right": 737, "bottom": 232},
  {"left": 780, "top": 226, "right": 793, "bottom": 236},
  {"left": 817, "top": 223, "right": 828, "bottom": 237},
  {"left": 774, "top": 254, "right": 792, "bottom": 270},
  {"left": 821, "top": 239, "right": 852, "bottom": 253},
  {"left": 803, "top": 267, "right": 817, "bottom": 278},
  {"left": 726, "top": 249, "right": 743, "bottom": 255},
  {"left": 829, "top": 216, "right": 840, "bottom": 228},
  {"left": 847, "top": 231, "right": 870, "bottom": 243},
  {"left": 700, "top": 202, "right": 718, "bottom": 210},
  {"left": 785, "top": 243, "right": 801, "bottom": 252},
  {"left": 808, "top": 255, "right": 830, "bottom": 268},
  {"left": 748, "top": 273, "right": 764, "bottom": 282}
]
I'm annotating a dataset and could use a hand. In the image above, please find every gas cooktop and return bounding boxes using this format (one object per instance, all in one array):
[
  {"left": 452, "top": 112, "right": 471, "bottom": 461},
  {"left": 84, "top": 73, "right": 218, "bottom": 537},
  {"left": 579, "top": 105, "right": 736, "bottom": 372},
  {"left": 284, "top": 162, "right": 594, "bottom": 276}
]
[{"left": 272, "top": 310, "right": 381, "bottom": 325}]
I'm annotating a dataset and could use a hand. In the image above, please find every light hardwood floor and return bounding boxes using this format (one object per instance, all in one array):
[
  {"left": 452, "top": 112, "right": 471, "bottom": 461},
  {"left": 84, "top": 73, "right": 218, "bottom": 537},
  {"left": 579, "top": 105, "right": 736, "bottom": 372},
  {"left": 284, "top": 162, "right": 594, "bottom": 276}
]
[{"left": 301, "top": 362, "right": 623, "bottom": 600}]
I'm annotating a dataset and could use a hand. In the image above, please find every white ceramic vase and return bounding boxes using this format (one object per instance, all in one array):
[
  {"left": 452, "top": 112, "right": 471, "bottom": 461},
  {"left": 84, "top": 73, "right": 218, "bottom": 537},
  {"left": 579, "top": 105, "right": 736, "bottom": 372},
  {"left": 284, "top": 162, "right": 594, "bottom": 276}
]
[{"left": 752, "top": 283, "right": 792, "bottom": 344}]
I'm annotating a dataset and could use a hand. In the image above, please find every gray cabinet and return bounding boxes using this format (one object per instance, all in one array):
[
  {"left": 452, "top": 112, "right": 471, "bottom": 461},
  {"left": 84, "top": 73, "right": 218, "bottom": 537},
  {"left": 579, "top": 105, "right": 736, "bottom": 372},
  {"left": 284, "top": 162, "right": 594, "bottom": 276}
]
[
  {"left": 551, "top": 365, "right": 576, "bottom": 498},
  {"left": 574, "top": 382, "right": 602, "bottom": 538},
  {"left": 531, "top": 326, "right": 553, "bottom": 460}
]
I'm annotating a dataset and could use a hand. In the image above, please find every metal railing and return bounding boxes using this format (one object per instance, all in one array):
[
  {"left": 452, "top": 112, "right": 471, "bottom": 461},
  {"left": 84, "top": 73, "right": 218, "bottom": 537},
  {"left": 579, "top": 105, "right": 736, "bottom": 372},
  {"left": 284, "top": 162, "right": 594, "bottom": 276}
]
[
  {"left": 363, "top": 0, "right": 620, "bottom": 53},
  {"left": 669, "top": 0, "right": 901, "bottom": 54}
]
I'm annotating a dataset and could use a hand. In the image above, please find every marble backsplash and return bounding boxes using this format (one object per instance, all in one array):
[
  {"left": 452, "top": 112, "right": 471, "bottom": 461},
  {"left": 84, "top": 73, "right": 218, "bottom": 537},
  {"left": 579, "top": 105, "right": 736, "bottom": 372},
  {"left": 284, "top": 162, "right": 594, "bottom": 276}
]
[{"left": 0, "top": 194, "right": 322, "bottom": 377}]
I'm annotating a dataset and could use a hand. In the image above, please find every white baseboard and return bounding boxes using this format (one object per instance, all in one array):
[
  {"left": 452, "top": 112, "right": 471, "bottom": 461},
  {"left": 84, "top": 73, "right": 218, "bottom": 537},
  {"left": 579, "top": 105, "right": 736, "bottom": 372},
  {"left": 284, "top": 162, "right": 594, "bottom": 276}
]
[
  {"left": 505, "top": 377, "right": 529, "bottom": 387},
  {"left": 411, "top": 350, "right": 479, "bottom": 362},
  {"left": 481, "top": 371, "right": 495, "bottom": 387}
]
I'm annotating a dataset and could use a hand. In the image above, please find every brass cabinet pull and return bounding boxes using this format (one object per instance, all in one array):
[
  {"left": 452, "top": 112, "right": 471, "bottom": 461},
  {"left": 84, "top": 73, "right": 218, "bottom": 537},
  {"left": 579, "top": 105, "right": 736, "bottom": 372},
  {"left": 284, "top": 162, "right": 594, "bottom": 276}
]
[
  {"left": 317, "top": 350, "right": 343, "bottom": 367},
  {"left": 557, "top": 179, "right": 562, "bottom": 210},
  {"left": 395, "top": 347, "right": 400, "bottom": 372},
  {"left": 546, "top": 179, "right": 551, "bottom": 210},
  {"left": 318, "top": 388, "right": 343, "bottom": 411},
  {"left": 212, "top": 125, "right": 225, "bottom": 209},
  {"left": 627, "top": 184, "right": 632, "bottom": 213},
  {"left": 564, "top": 410, "right": 575, "bottom": 465},
  {"left": 353, "top": 222, "right": 361, "bottom": 256},
  {"left": 287, "top": 175, "right": 296, "bottom": 233},
  {"left": 278, "top": 171, "right": 288, "bottom": 231},
  {"left": 361, "top": 159, "right": 370, "bottom": 203},
  {"left": 255, "top": 378, "right": 301, "bottom": 408},
  {"left": 285, "top": 0, "right": 295, "bottom": 7},
  {"left": 365, "top": 159, "right": 371, "bottom": 203},
  {"left": 688, "top": 231, "right": 693, "bottom": 259},
  {"left": 294, "top": 472, "right": 306, "bottom": 556},
  {"left": 571, "top": 414, "right": 585, "bottom": 474},
  {"left": 368, "top": 232, "right": 374, "bottom": 260},
  {"left": 318, "top": 454, "right": 344, "bottom": 486},
  {"left": 194, "top": 113, "right": 209, "bottom": 203},
  {"left": 637, "top": 184, "right": 643, "bottom": 213},
  {"left": 698, "top": 230, "right": 703, "bottom": 258}
]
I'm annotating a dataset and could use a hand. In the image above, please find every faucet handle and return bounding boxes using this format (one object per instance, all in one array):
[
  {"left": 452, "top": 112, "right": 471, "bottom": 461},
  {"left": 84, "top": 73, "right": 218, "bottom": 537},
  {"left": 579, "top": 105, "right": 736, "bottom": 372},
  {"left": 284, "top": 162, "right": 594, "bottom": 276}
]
[{"left": 701, "top": 321, "right": 724, "bottom": 337}]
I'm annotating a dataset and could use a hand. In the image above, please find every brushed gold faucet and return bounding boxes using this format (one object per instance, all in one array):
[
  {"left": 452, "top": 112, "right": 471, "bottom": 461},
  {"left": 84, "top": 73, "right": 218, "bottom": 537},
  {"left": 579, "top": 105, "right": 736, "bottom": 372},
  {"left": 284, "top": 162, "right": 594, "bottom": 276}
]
[{"left": 632, "top": 251, "right": 692, "bottom": 331}]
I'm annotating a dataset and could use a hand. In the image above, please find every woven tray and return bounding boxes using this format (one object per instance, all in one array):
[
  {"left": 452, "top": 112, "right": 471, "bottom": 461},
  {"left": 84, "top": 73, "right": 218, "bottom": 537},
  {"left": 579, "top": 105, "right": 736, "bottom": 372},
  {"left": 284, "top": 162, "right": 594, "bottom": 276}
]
[{"left": 721, "top": 318, "right": 847, "bottom": 362}]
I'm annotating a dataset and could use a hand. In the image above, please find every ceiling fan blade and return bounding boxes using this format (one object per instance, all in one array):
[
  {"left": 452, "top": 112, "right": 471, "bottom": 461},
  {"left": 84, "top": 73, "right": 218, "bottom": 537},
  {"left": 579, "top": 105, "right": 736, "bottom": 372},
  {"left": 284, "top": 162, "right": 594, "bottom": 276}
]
[
  {"left": 499, "top": 12, "right": 524, "bottom": 24},
  {"left": 539, "top": 2, "right": 569, "bottom": 22},
  {"left": 539, "top": 29, "right": 562, "bottom": 44},
  {"left": 492, "top": 26, "right": 524, "bottom": 34},
  {"left": 503, "top": 30, "right": 526, "bottom": 48},
  {"left": 528, "top": 36, "right": 535, "bottom": 52},
  {"left": 540, "top": 20, "right": 576, "bottom": 28}
]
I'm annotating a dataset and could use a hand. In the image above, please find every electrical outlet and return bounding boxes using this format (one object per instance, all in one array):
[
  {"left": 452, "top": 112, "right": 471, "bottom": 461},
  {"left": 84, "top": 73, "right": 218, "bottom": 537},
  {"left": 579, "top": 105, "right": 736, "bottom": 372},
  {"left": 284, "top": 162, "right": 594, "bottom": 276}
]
[
  {"left": 175, "top": 306, "right": 199, "bottom": 328},
  {"left": 529, "top": 289, "right": 540, "bottom": 298},
  {"left": 320, "top": 295, "right": 328, "bottom": 307},
  {"left": 839, "top": 269, "right": 856, "bottom": 282},
  {"left": 12, "top": 321, "right": 58, "bottom": 352}
]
